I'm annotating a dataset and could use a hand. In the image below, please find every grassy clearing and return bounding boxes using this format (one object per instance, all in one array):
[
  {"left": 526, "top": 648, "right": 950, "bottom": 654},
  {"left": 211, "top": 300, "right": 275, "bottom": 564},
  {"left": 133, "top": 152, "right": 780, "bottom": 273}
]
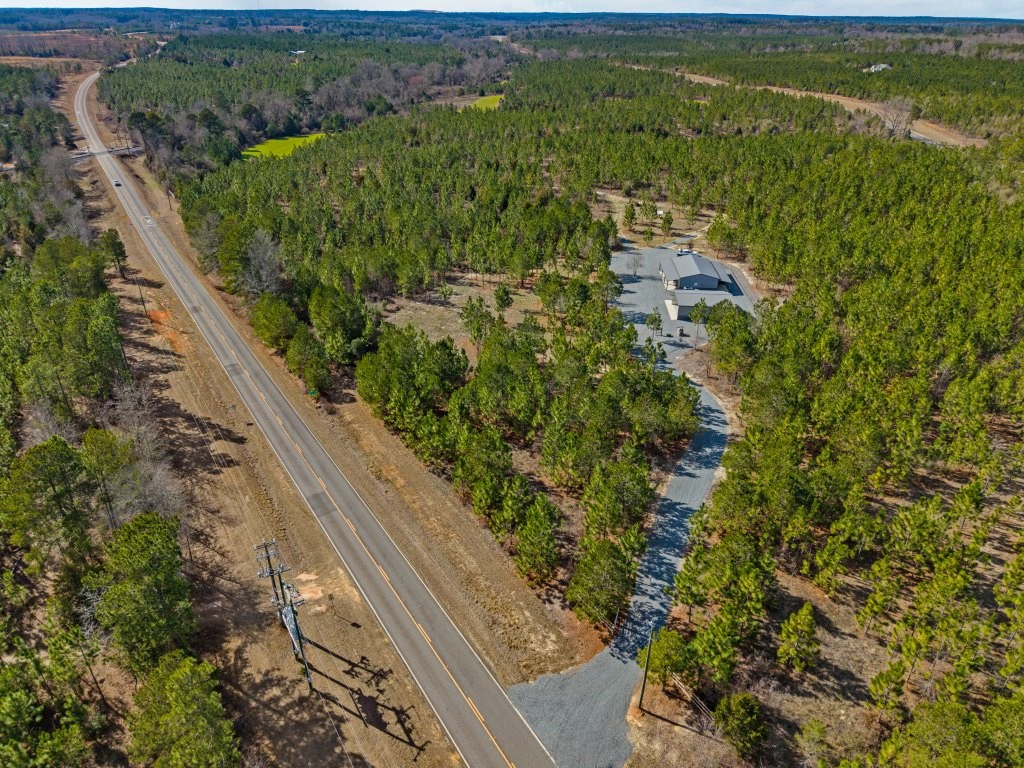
[
  {"left": 242, "top": 133, "right": 324, "bottom": 158},
  {"left": 468, "top": 94, "right": 504, "bottom": 110}
]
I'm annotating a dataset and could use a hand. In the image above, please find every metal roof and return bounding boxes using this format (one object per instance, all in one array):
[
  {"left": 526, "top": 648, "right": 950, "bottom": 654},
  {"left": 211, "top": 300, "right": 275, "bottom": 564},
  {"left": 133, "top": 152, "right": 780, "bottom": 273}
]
[
  {"left": 661, "top": 250, "right": 732, "bottom": 284},
  {"left": 671, "top": 290, "right": 735, "bottom": 308},
  {"left": 711, "top": 261, "right": 734, "bottom": 283}
]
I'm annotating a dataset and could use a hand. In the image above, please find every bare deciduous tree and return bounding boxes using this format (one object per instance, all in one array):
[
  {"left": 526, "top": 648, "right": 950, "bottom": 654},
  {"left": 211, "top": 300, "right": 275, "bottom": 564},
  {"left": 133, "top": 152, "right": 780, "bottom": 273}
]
[
  {"left": 880, "top": 98, "right": 914, "bottom": 138},
  {"left": 242, "top": 746, "right": 273, "bottom": 768},
  {"left": 239, "top": 229, "right": 283, "bottom": 297},
  {"left": 191, "top": 211, "right": 223, "bottom": 274},
  {"left": 102, "top": 380, "right": 190, "bottom": 525},
  {"left": 22, "top": 399, "right": 80, "bottom": 448}
]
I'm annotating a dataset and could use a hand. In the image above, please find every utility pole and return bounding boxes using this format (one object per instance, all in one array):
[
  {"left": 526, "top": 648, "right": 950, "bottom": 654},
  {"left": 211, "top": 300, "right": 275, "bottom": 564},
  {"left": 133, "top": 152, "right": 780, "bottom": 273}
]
[
  {"left": 255, "top": 539, "right": 284, "bottom": 607},
  {"left": 132, "top": 276, "right": 149, "bottom": 318},
  {"left": 638, "top": 624, "right": 655, "bottom": 714},
  {"left": 255, "top": 540, "right": 313, "bottom": 691},
  {"left": 286, "top": 583, "right": 313, "bottom": 691}
]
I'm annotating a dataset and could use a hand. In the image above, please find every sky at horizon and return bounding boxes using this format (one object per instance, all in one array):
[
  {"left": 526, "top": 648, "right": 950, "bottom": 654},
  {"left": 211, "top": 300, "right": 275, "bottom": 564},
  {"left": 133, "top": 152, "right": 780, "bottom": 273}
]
[{"left": 0, "top": 2, "right": 1021, "bottom": 21}]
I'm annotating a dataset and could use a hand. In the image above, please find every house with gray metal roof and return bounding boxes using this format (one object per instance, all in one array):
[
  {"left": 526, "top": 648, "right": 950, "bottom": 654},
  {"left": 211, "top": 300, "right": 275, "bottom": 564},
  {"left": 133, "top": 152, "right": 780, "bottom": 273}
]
[
  {"left": 660, "top": 250, "right": 734, "bottom": 291},
  {"left": 653, "top": 247, "right": 746, "bottom": 321}
]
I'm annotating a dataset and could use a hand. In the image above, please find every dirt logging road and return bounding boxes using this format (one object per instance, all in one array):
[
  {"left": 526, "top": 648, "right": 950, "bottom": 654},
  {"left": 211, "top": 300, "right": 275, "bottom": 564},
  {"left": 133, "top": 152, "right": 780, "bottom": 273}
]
[
  {"left": 74, "top": 70, "right": 556, "bottom": 768},
  {"left": 678, "top": 70, "right": 987, "bottom": 148}
]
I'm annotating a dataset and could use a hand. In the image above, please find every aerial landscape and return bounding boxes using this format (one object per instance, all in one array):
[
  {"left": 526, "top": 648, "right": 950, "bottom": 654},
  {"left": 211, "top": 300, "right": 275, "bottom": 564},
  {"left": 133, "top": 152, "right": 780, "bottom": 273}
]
[{"left": 1, "top": 4, "right": 1023, "bottom": 767}]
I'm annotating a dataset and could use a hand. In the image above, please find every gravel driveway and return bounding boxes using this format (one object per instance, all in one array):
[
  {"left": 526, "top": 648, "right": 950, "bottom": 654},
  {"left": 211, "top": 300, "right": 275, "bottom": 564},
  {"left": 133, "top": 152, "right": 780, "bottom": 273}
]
[{"left": 507, "top": 242, "right": 731, "bottom": 768}]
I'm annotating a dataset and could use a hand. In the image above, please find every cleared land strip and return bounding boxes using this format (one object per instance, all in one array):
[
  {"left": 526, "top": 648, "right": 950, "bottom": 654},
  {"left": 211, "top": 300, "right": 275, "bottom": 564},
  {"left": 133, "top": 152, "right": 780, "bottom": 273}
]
[
  {"left": 75, "top": 70, "right": 556, "bottom": 768},
  {"left": 677, "top": 70, "right": 987, "bottom": 148}
]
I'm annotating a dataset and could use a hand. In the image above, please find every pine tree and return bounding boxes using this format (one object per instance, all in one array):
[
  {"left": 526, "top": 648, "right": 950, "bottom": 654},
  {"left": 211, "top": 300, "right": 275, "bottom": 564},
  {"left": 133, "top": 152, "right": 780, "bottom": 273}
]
[
  {"left": 645, "top": 310, "right": 662, "bottom": 337},
  {"left": 636, "top": 627, "right": 690, "bottom": 685},
  {"left": 250, "top": 293, "right": 297, "bottom": 351},
  {"left": 778, "top": 602, "right": 820, "bottom": 672},
  {"left": 129, "top": 651, "right": 240, "bottom": 768},
  {"left": 515, "top": 495, "right": 559, "bottom": 583},
  {"left": 714, "top": 693, "right": 767, "bottom": 759},
  {"left": 87, "top": 513, "right": 195, "bottom": 675},
  {"left": 494, "top": 282, "right": 513, "bottom": 317},
  {"left": 870, "top": 659, "right": 907, "bottom": 712},
  {"left": 566, "top": 538, "right": 632, "bottom": 624},
  {"left": 622, "top": 199, "right": 636, "bottom": 231},
  {"left": 661, "top": 210, "right": 673, "bottom": 237}
]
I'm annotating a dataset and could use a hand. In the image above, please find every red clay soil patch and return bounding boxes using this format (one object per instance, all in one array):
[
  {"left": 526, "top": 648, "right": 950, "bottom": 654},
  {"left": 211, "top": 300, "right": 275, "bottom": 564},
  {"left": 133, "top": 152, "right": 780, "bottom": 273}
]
[{"left": 146, "top": 309, "right": 187, "bottom": 354}]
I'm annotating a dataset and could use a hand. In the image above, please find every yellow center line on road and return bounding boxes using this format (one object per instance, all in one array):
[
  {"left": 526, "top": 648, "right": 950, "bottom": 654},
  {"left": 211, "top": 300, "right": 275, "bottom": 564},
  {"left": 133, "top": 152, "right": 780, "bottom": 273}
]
[
  {"left": 199, "top": 298, "right": 518, "bottom": 766},
  {"left": 414, "top": 621, "right": 430, "bottom": 642},
  {"left": 105, "top": 142, "right": 520, "bottom": 768},
  {"left": 467, "top": 696, "right": 486, "bottom": 723}
]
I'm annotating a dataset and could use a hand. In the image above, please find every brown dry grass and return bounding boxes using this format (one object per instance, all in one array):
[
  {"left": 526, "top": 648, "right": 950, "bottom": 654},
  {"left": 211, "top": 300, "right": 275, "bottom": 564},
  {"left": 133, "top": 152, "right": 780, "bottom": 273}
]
[
  {"left": 0, "top": 55, "right": 83, "bottom": 68},
  {"left": 383, "top": 272, "right": 543, "bottom": 364},
  {"left": 624, "top": 567, "right": 890, "bottom": 767},
  {"left": 59, "top": 66, "right": 593, "bottom": 766},
  {"left": 591, "top": 186, "right": 705, "bottom": 248}
]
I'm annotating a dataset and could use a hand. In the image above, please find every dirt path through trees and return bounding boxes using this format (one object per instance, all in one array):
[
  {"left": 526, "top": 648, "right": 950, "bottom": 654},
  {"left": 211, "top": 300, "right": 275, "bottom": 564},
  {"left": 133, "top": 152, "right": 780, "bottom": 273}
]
[{"left": 678, "top": 71, "right": 987, "bottom": 147}]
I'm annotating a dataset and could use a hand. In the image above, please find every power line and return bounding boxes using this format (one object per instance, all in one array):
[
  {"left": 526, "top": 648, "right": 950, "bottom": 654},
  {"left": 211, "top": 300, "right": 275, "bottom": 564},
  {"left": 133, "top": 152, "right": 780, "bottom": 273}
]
[
  {"left": 107, "top": 226, "right": 368, "bottom": 762},
  {"left": 255, "top": 539, "right": 313, "bottom": 691}
]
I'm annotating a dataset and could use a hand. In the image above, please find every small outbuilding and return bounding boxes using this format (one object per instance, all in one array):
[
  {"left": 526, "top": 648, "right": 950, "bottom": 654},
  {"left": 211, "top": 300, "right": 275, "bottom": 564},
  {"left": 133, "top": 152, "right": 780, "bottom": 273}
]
[{"left": 666, "top": 290, "right": 734, "bottom": 321}]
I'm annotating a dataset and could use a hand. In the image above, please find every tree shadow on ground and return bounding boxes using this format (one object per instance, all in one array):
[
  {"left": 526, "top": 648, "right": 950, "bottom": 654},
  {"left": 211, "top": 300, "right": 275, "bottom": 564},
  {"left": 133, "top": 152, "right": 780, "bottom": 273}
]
[
  {"left": 800, "top": 655, "right": 871, "bottom": 703},
  {"left": 116, "top": 294, "right": 247, "bottom": 480}
]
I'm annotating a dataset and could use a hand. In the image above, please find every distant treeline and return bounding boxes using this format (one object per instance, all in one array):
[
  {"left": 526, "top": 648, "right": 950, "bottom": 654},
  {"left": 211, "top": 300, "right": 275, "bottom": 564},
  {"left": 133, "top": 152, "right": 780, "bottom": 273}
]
[
  {"left": 522, "top": 32, "right": 1024, "bottom": 136},
  {"left": 3, "top": 7, "right": 1020, "bottom": 35},
  {"left": 100, "top": 33, "right": 511, "bottom": 180}
]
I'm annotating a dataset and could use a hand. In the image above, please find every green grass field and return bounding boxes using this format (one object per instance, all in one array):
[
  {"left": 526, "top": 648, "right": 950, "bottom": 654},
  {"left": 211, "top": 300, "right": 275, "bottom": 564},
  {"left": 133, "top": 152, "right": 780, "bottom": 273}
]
[
  {"left": 468, "top": 94, "right": 503, "bottom": 110},
  {"left": 242, "top": 133, "right": 325, "bottom": 158}
]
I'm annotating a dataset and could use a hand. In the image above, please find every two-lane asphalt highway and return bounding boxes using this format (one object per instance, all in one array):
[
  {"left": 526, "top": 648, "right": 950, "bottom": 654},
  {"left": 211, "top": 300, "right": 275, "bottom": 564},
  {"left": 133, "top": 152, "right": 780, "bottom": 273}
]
[{"left": 75, "top": 71, "right": 556, "bottom": 768}]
